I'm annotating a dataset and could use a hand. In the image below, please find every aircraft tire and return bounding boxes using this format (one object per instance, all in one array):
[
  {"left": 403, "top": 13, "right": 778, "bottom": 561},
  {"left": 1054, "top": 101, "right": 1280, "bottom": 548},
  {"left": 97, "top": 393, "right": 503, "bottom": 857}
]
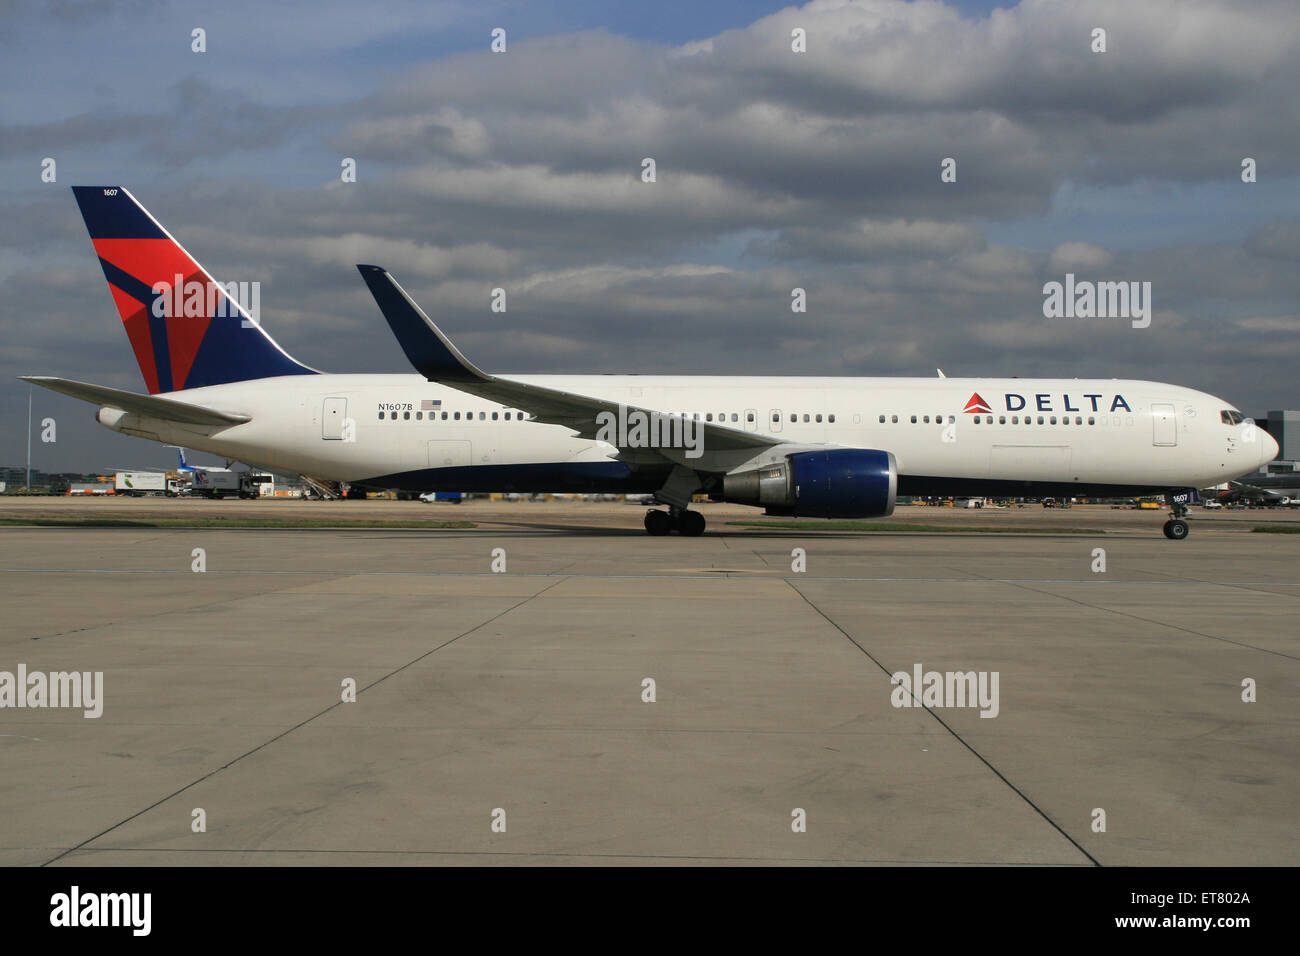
[
  {"left": 645, "top": 510, "right": 672, "bottom": 536},
  {"left": 676, "top": 510, "right": 706, "bottom": 536}
]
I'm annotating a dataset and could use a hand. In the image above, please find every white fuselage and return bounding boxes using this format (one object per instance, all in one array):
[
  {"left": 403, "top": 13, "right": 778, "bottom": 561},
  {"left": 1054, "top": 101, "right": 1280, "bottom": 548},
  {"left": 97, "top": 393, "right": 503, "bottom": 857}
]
[{"left": 97, "top": 374, "right": 1276, "bottom": 497}]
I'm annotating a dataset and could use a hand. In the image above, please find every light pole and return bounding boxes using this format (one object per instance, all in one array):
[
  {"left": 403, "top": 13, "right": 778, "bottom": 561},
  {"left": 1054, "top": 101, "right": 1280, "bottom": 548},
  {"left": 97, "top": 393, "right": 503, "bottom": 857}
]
[{"left": 26, "top": 383, "right": 32, "bottom": 491}]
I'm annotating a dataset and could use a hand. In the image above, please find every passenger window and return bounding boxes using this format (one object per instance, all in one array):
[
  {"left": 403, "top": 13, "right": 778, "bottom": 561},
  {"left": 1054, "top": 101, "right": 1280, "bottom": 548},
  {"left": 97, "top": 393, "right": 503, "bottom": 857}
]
[
  {"left": 1050, "top": 416, "right": 1057, "bottom": 424},
  {"left": 402, "top": 412, "right": 409, "bottom": 420},
  {"left": 416, "top": 411, "right": 422, "bottom": 420},
  {"left": 377, "top": 411, "right": 384, "bottom": 420},
  {"left": 454, "top": 412, "right": 460, "bottom": 420},
  {"left": 1011, "top": 416, "right": 1019, "bottom": 424},
  {"left": 879, "top": 415, "right": 886, "bottom": 423},
  {"left": 1088, "top": 416, "right": 1095, "bottom": 425},
  {"left": 771, "top": 413, "right": 779, "bottom": 423},
  {"left": 790, "top": 414, "right": 797, "bottom": 423},
  {"left": 492, "top": 412, "right": 498, "bottom": 420},
  {"left": 891, "top": 415, "right": 898, "bottom": 423},
  {"left": 733, "top": 413, "right": 740, "bottom": 422},
  {"left": 441, "top": 411, "right": 448, "bottom": 420},
  {"left": 706, "top": 413, "right": 713, "bottom": 422},
  {"left": 746, "top": 412, "right": 754, "bottom": 422},
  {"left": 923, "top": 415, "right": 930, "bottom": 424},
  {"left": 479, "top": 412, "right": 486, "bottom": 420},
  {"left": 803, "top": 414, "right": 810, "bottom": 422},
  {"left": 1037, "top": 416, "right": 1044, "bottom": 424},
  {"left": 504, "top": 412, "right": 511, "bottom": 421},
  {"left": 828, "top": 414, "right": 835, "bottom": 423},
  {"left": 910, "top": 415, "right": 917, "bottom": 423},
  {"left": 816, "top": 414, "right": 823, "bottom": 423},
  {"left": 999, "top": 416, "right": 1006, "bottom": 424}
]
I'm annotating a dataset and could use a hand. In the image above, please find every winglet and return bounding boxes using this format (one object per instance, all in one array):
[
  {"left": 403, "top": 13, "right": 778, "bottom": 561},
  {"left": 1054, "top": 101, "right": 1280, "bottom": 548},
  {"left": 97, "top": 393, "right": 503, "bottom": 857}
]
[{"left": 356, "top": 265, "right": 488, "bottom": 384}]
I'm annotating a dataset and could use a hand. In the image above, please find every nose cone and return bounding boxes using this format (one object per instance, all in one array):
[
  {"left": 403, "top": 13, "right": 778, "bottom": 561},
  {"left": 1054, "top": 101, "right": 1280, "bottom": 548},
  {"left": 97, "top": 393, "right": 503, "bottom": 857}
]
[{"left": 1259, "top": 429, "right": 1280, "bottom": 467}]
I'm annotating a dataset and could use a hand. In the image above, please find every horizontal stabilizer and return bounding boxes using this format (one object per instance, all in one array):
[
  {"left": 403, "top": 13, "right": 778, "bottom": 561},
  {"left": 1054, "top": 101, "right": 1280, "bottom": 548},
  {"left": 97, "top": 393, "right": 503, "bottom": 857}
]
[{"left": 20, "top": 376, "right": 251, "bottom": 426}]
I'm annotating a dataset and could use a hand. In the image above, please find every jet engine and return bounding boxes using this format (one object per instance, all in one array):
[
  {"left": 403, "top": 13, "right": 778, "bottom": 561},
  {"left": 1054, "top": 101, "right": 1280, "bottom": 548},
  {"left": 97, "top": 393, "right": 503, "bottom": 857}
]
[{"left": 721, "top": 448, "right": 897, "bottom": 518}]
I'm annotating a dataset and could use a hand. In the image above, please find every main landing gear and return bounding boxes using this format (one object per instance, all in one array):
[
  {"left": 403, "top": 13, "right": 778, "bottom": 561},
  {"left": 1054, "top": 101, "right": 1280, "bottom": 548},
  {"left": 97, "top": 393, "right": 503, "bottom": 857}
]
[
  {"left": 644, "top": 507, "right": 705, "bottom": 537},
  {"left": 1163, "top": 501, "right": 1190, "bottom": 540}
]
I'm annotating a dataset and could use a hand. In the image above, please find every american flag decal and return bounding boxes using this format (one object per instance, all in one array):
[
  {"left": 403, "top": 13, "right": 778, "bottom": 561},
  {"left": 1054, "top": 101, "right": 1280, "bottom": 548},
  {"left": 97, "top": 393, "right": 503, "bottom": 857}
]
[{"left": 421, "top": 399, "right": 441, "bottom": 410}]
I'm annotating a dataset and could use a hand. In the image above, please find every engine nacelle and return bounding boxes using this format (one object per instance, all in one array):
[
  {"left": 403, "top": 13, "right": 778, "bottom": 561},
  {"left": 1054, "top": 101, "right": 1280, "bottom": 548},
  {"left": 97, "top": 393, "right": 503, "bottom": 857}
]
[{"left": 722, "top": 448, "right": 897, "bottom": 518}]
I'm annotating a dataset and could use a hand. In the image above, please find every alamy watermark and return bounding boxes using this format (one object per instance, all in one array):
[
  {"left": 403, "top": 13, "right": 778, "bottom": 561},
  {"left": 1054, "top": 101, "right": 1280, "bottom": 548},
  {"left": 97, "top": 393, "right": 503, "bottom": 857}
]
[
  {"left": 0, "top": 665, "right": 103, "bottom": 718},
  {"left": 891, "top": 663, "right": 999, "bottom": 718},
  {"left": 1043, "top": 273, "right": 1151, "bottom": 329},
  {"left": 594, "top": 405, "right": 703, "bottom": 459},
  {"left": 151, "top": 275, "right": 261, "bottom": 328},
  {"left": 50, "top": 886, "right": 150, "bottom": 936}
]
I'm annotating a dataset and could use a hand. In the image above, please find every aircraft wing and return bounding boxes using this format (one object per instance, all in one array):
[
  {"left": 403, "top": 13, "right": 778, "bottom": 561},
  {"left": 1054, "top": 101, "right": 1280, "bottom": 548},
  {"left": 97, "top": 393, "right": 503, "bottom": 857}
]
[
  {"left": 1228, "top": 478, "right": 1288, "bottom": 499},
  {"left": 356, "top": 265, "right": 780, "bottom": 459},
  {"left": 20, "top": 376, "right": 251, "bottom": 426}
]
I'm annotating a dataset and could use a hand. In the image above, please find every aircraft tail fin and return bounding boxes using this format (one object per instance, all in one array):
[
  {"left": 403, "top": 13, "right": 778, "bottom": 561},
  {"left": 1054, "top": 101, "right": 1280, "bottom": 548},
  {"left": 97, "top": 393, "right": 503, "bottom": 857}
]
[{"left": 71, "top": 186, "right": 319, "bottom": 394}]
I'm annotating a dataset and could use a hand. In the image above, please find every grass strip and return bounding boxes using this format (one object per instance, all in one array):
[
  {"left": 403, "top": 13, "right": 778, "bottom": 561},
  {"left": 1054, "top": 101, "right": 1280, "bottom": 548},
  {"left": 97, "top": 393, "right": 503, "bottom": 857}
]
[{"left": 0, "top": 516, "right": 475, "bottom": 530}]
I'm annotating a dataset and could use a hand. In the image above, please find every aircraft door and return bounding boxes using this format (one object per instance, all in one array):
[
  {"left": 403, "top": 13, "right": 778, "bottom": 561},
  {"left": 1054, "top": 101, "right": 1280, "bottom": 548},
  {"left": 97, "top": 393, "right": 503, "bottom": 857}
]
[
  {"left": 769, "top": 409, "right": 783, "bottom": 433},
  {"left": 1152, "top": 403, "right": 1177, "bottom": 446},
  {"left": 744, "top": 408, "right": 758, "bottom": 432},
  {"left": 322, "top": 397, "right": 347, "bottom": 439}
]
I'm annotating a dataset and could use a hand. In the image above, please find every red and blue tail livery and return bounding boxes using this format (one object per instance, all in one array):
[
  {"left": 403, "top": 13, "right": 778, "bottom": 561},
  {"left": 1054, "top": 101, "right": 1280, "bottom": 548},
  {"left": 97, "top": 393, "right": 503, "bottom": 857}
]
[{"left": 71, "top": 186, "right": 317, "bottom": 394}]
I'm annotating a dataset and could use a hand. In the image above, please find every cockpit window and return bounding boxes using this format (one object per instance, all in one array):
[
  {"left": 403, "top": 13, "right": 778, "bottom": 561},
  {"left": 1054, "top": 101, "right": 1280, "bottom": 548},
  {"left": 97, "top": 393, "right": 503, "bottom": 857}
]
[{"left": 1221, "top": 410, "right": 1245, "bottom": 425}]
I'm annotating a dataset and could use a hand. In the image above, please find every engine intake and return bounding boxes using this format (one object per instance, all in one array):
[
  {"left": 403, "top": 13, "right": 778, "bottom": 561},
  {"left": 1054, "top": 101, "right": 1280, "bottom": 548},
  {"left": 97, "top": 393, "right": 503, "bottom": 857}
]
[{"left": 722, "top": 448, "right": 897, "bottom": 518}]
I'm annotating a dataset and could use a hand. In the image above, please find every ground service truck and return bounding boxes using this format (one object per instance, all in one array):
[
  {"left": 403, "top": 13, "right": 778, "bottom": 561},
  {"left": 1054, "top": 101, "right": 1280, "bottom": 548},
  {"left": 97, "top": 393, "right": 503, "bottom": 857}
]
[{"left": 193, "top": 471, "right": 274, "bottom": 499}]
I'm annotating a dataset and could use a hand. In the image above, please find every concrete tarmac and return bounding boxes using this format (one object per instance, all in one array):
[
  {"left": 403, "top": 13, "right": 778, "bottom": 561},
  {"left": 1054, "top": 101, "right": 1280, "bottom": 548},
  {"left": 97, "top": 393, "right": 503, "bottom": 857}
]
[{"left": 1, "top": 500, "right": 1297, "bottom": 865}]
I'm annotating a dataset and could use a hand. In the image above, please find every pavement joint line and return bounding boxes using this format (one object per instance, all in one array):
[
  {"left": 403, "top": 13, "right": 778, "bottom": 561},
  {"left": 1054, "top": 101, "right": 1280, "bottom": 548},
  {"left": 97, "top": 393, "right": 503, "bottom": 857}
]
[
  {"left": 987, "top": 580, "right": 1300, "bottom": 662},
  {"left": 915, "top": 564, "right": 1300, "bottom": 663},
  {"left": 1138, "top": 566, "right": 1300, "bottom": 602},
  {"left": 43, "top": 846, "right": 1093, "bottom": 865},
  {"left": 38, "top": 576, "right": 570, "bottom": 868},
  {"left": 0, "top": 722, "right": 1235, "bottom": 740},
  {"left": 785, "top": 579, "right": 1103, "bottom": 868},
  {"left": 26, "top": 581, "right": 322, "bottom": 642},
  {"left": 2, "top": 568, "right": 1298, "bottom": 586}
]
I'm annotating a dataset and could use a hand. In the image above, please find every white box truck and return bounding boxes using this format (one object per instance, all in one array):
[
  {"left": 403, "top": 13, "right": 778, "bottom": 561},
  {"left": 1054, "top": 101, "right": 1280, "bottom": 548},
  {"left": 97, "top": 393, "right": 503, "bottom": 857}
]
[
  {"left": 193, "top": 470, "right": 274, "bottom": 499},
  {"left": 114, "top": 471, "right": 167, "bottom": 496}
]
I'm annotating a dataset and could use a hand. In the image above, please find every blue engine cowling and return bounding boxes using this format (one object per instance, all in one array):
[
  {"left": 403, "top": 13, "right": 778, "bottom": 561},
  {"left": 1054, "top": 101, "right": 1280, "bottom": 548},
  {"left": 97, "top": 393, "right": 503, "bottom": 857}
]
[{"left": 789, "top": 448, "right": 897, "bottom": 518}]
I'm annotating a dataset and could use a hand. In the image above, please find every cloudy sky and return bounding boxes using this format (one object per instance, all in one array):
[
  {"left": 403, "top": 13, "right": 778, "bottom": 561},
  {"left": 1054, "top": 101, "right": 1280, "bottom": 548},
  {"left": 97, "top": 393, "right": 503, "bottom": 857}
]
[{"left": 2, "top": 0, "right": 1298, "bottom": 472}]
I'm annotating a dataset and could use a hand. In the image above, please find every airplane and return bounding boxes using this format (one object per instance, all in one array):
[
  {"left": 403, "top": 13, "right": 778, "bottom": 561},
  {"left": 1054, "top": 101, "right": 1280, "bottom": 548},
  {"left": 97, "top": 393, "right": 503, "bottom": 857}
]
[
  {"left": 169, "top": 446, "right": 226, "bottom": 473},
  {"left": 1217, "top": 474, "right": 1300, "bottom": 507},
  {"left": 20, "top": 186, "right": 1280, "bottom": 540}
]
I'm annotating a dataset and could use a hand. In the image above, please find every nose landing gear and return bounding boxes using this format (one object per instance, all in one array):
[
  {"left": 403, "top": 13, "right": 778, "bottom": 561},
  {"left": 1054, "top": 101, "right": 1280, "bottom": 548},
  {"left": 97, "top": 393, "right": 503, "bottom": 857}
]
[{"left": 1162, "top": 499, "right": 1191, "bottom": 540}]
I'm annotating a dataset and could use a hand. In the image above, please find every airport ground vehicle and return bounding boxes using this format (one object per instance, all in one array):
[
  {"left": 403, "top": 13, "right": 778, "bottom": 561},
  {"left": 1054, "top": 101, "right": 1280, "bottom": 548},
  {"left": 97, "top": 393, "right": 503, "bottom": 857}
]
[
  {"left": 193, "top": 470, "right": 273, "bottom": 499},
  {"left": 114, "top": 471, "right": 167, "bottom": 496},
  {"left": 418, "top": 491, "right": 464, "bottom": 503}
]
